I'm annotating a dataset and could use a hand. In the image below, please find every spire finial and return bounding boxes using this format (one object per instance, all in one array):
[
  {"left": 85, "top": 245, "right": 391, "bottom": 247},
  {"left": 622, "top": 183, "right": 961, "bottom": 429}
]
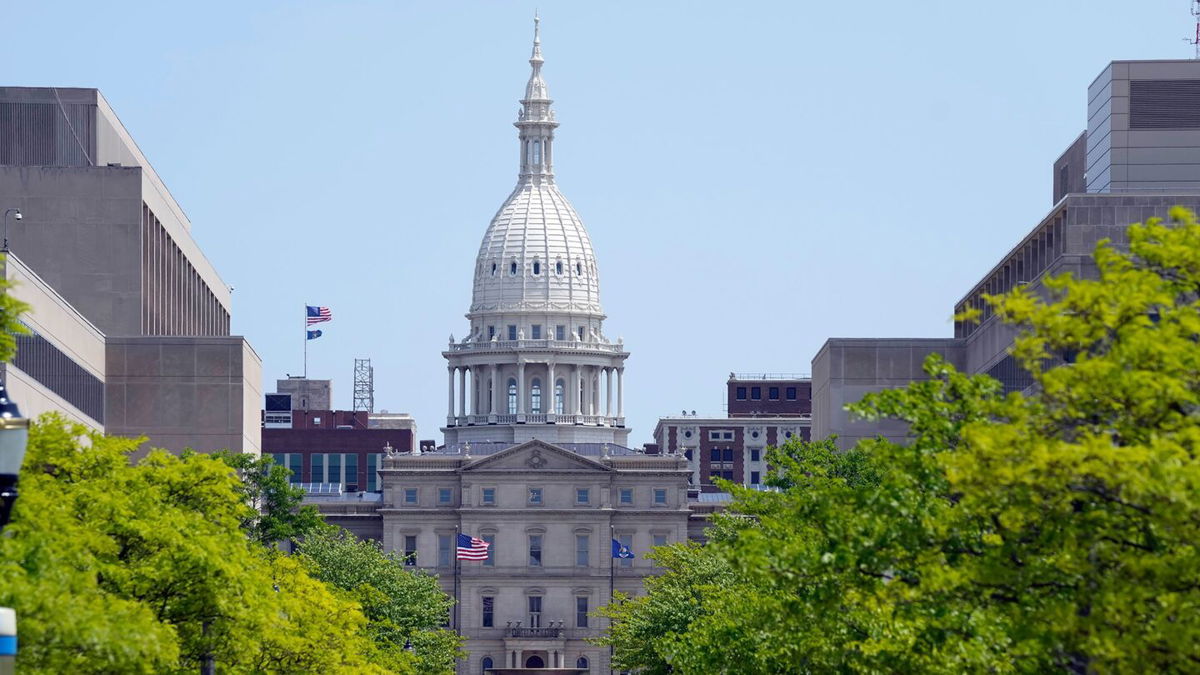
[{"left": 534, "top": 10, "right": 540, "bottom": 44}]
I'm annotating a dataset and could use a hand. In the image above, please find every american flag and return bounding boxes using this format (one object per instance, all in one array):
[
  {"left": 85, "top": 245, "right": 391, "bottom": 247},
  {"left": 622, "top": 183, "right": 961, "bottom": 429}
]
[
  {"left": 457, "top": 533, "right": 490, "bottom": 561},
  {"left": 306, "top": 305, "right": 331, "bottom": 325}
]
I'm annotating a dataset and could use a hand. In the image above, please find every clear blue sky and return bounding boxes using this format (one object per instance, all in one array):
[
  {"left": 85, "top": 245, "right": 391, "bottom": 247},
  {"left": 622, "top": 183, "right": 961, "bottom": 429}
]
[{"left": 3, "top": 1, "right": 1194, "bottom": 443}]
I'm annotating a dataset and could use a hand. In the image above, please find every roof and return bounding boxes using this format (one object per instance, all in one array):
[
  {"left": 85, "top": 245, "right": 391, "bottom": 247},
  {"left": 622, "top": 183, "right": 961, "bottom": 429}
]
[{"left": 435, "top": 441, "right": 641, "bottom": 457}]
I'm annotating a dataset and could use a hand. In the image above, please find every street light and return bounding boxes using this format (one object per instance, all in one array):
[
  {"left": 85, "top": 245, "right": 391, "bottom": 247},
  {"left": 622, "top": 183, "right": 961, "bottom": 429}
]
[
  {"left": 2, "top": 209, "right": 21, "bottom": 253},
  {"left": 0, "top": 382, "right": 28, "bottom": 530}
]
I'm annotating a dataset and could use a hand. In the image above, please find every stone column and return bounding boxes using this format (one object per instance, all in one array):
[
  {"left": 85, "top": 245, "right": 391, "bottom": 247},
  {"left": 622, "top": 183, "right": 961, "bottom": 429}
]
[
  {"left": 458, "top": 367, "right": 467, "bottom": 419},
  {"left": 583, "top": 366, "right": 592, "bottom": 416},
  {"left": 573, "top": 364, "right": 582, "bottom": 415},
  {"left": 618, "top": 367, "right": 624, "bottom": 418},
  {"left": 592, "top": 369, "right": 601, "bottom": 416},
  {"left": 547, "top": 361, "right": 556, "bottom": 416},
  {"left": 517, "top": 361, "right": 526, "bottom": 415},
  {"left": 491, "top": 364, "right": 499, "bottom": 414},
  {"left": 606, "top": 367, "right": 614, "bottom": 418},
  {"left": 447, "top": 366, "right": 455, "bottom": 419}
]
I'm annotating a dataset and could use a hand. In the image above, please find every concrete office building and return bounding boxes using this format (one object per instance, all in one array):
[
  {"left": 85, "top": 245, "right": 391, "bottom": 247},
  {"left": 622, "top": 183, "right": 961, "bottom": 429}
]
[
  {"left": 442, "top": 16, "right": 629, "bottom": 450},
  {"left": 0, "top": 86, "right": 261, "bottom": 454},
  {"left": 812, "top": 60, "right": 1200, "bottom": 449},
  {"left": 653, "top": 374, "right": 812, "bottom": 491}
]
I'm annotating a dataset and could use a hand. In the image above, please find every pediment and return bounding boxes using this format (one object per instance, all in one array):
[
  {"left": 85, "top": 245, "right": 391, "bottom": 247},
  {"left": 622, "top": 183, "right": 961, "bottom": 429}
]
[{"left": 462, "top": 440, "right": 612, "bottom": 473}]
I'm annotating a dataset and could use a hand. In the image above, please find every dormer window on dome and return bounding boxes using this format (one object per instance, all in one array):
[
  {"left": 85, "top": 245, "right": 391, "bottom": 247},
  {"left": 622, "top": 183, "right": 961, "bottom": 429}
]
[
  {"left": 491, "top": 263, "right": 497, "bottom": 276},
  {"left": 556, "top": 260, "right": 563, "bottom": 275},
  {"left": 576, "top": 262, "right": 582, "bottom": 276},
  {"left": 533, "top": 260, "right": 541, "bottom": 275},
  {"left": 510, "top": 261, "right": 518, "bottom": 276}
]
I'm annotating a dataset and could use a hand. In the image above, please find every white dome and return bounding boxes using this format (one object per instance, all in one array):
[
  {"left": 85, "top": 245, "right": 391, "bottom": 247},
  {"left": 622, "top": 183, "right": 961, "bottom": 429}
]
[{"left": 470, "top": 180, "right": 602, "bottom": 318}]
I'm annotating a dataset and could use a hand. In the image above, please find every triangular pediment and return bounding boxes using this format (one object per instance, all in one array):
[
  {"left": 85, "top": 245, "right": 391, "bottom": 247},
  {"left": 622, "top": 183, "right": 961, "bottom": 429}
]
[{"left": 461, "top": 439, "right": 612, "bottom": 473}]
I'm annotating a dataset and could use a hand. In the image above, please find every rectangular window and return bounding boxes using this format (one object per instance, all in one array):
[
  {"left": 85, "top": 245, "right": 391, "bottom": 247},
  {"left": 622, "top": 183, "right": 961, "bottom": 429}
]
[
  {"left": 439, "top": 487, "right": 452, "bottom": 504},
  {"left": 367, "top": 453, "right": 380, "bottom": 492},
  {"left": 750, "top": 448, "right": 761, "bottom": 462},
  {"left": 529, "top": 596, "right": 542, "bottom": 627},
  {"left": 404, "top": 488, "right": 418, "bottom": 504},
  {"left": 311, "top": 453, "right": 324, "bottom": 483},
  {"left": 482, "top": 487, "right": 496, "bottom": 505},
  {"left": 751, "top": 386, "right": 761, "bottom": 400},
  {"left": 508, "top": 325, "right": 517, "bottom": 341},
  {"left": 270, "top": 453, "right": 284, "bottom": 466},
  {"left": 482, "top": 534, "right": 495, "bottom": 566},
  {"left": 619, "top": 488, "right": 633, "bottom": 505},
  {"left": 709, "top": 448, "right": 720, "bottom": 461},
  {"left": 578, "top": 326, "right": 585, "bottom": 340},
  {"left": 768, "top": 386, "right": 779, "bottom": 400},
  {"left": 736, "top": 386, "right": 747, "bottom": 400},
  {"left": 531, "top": 324, "right": 542, "bottom": 339},
  {"left": 528, "top": 487, "right": 543, "bottom": 505},
  {"left": 529, "top": 535, "right": 543, "bottom": 567},
  {"left": 724, "top": 470, "right": 735, "bottom": 480},
  {"left": 345, "top": 453, "right": 358, "bottom": 489},
  {"left": 288, "top": 455, "right": 302, "bottom": 483},
  {"left": 576, "top": 487, "right": 589, "bottom": 504},
  {"left": 617, "top": 533, "right": 633, "bottom": 567},
  {"left": 751, "top": 471, "right": 761, "bottom": 485},
  {"left": 576, "top": 596, "right": 589, "bottom": 628},
  {"left": 723, "top": 431, "right": 733, "bottom": 440},
  {"left": 723, "top": 449, "right": 734, "bottom": 462},
  {"left": 438, "top": 534, "right": 452, "bottom": 568},
  {"left": 482, "top": 596, "right": 494, "bottom": 627},
  {"left": 684, "top": 449, "right": 693, "bottom": 460},
  {"left": 555, "top": 325, "right": 565, "bottom": 341},
  {"left": 653, "top": 534, "right": 667, "bottom": 548},
  {"left": 786, "top": 386, "right": 797, "bottom": 400},
  {"left": 328, "top": 453, "right": 341, "bottom": 484},
  {"left": 404, "top": 535, "right": 417, "bottom": 566},
  {"left": 488, "top": 325, "right": 495, "bottom": 340},
  {"left": 576, "top": 534, "right": 589, "bottom": 567},
  {"left": 654, "top": 488, "right": 667, "bottom": 505}
]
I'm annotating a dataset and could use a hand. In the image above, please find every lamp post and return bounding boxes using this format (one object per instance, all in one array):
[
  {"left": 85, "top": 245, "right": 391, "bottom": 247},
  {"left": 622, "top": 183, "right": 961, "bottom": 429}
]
[
  {"left": 0, "top": 382, "right": 27, "bottom": 675},
  {"left": 2, "top": 209, "right": 21, "bottom": 253}
]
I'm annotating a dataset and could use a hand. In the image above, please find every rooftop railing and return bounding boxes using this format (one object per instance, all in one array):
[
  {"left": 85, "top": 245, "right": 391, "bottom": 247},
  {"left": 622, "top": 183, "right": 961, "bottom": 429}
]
[
  {"left": 446, "top": 339, "right": 625, "bottom": 354},
  {"left": 729, "top": 372, "right": 811, "bottom": 381}
]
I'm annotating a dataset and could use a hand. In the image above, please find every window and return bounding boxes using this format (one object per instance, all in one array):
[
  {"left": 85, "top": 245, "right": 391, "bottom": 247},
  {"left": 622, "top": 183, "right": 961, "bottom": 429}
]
[
  {"left": 510, "top": 261, "right": 518, "bottom": 276},
  {"left": 578, "top": 326, "right": 585, "bottom": 340},
  {"left": 556, "top": 261, "right": 563, "bottom": 275},
  {"left": 328, "top": 453, "right": 341, "bottom": 484},
  {"left": 345, "top": 453, "right": 358, "bottom": 489},
  {"left": 438, "top": 534, "right": 452, "bottom": 568},
  {"left": 751, "top": 386, "right": 761, "bottom": 400},
  {"left": 576, "top": 656, "right": 589, "bottom": 670},
  {"left": 750, "top": 448, "right": 761, "bottom": 462},
  {"left": 529, "top": 534, "right": 543, "bottom": 566},
  {"left": 576, "top": 487, "right": 589, "bottom": 504},
  {"left": 404, "top": 535, "right": 417, "bottom": 566},
  {"left": 531, "top": 324, "right": 542, "bottom": 339},
  {"left": 724, "top": 470, "right": 735, "bottom": 479},
  {"left": 555, "top": 380, "right": 565, "bottom": 414},
  {"left": 555, "top": 324, "right": 565, "bottom": 341},
  {"left": 653, "top": 488, "right": 667, "bottom": 505},
  {"left": 576, "top": 262, "right": 582, "bottom": 275},
  {"left": 576, "top": 596, "right": 589, "bottom": 627},
  {"left": 722, "top": 449, "right": 734, "bottom": 461},
  {"left": 533, "top": 260, "right": 541, "bottom": 275},
  {"left": 312, "top": 416, "right": 322, "bottom": 425},
  {"left": 508, "top": 325, "right": 517, "bottom": 341},
  {"left": 576, "top": 534, "right": 589, "bottom": 566},
  {"left": 684, "top": 449, "right": 693, "bottom": 460},
  {"left": 528, "top": 596, "right": 542, "bottom": 627},
  {"left": 367, "top": 453, "right": 380, "bottom": 492},
  {"left": 619, "top": 488, "right": 633, "bottom": 505},
  {"left": 653, "top": 534, "right": 667, "bottom": 548},
  {"left": 531, "top": 378, "right": 542, "bottom": 414},
  {"left": 488, "top": 325, "right": 495, "bottom": 340},
  {"left": 482, "top": 534, "right": 495, "bottom": 566},
  {"left": 786, "top": 386, "right": 797, "bottom": 400},
  {"left": 736, "top": 386, "right": 747, "bottom": 400},
  {"left": 482, "top": 487, "right": 496, "bottom": 505},
  {"left": 311, "top": 454, "right": 324, "bottom": 482},
  {"left": 482, "top": 596, "right": 494, "bottom": 627},
  {"left": 710, "top": 448, "right": 720, "bottom": 461},
  {"left": 508, "top": 379, "right": 518, "bottom": 414},
  {"left": 751, "top": 471, "right": 761, "bottom": 485},
  {"left": 439, "top": 488, "right": 452, "bottom": 504},
  {"left": 490, "top": 263, "right": 497, "bottom": 276},
  {"left": 769, "top": 386, "right": 779, "bottom": 400},
  {"left": 528, "top": 487, "right": 543, "bottom": 505},
  {"left": 482, "top": 657, "right": 494, "bottom": 674},
  {"left": 404, "top": 488, "right": 418, "bottom": 504}
]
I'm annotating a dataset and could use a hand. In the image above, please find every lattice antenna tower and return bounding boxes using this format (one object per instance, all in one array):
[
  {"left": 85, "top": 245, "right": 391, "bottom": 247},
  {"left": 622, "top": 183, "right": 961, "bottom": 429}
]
[
  {"left": 353, "top": 358, "right": 374, "bottom": 413},
  {"left": 1190, "top": 1, "right": 1200, "bottom": 59}
]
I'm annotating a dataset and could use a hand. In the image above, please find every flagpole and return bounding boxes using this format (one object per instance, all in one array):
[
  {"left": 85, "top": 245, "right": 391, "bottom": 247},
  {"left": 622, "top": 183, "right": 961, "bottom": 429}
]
[
  {"left": 453, "top": 523, "right": 461, "bottom": 637},
  {"left": 610, "top": 523, "right": 616, "bottom": 673},
  {"left": 303, "top": 303, "right": 308, "bottom": 378}
]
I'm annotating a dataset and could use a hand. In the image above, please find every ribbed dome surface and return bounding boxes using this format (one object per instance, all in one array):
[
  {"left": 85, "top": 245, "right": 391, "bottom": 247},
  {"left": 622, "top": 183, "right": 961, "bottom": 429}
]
[{"left": 469, "top": 179, "right": 602, "bottom": 317}]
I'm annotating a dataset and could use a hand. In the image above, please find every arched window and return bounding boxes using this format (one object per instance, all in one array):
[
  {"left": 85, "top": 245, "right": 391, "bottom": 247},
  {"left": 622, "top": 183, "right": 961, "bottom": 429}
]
[
  {"left": 576, "top": 656, "right": 589, "bottom": 670},
  {"left": 533, "top": 260, "right": 541, "bottom": 275},
  {"left": 533, "top": 139, "right": 542, "bottom": 165},
  {"left": 556, "top": 260, "right": 563, "bottom": 275},
  {"left": 510, "top": 261, "right": 518, "bottom": 276},
  {"left": 525, "top": 655, "right": 545, "bottom": 668},
  {"left": 554, "top": 379, "right": 565, "bottom": 414},
  {"left": 576, "top": 261, "right": 582, "bottom": 275},
  {"left": 507, "top": 379, "right": 517, "bottom": 415},
  {"left": 482, "top": 656, "right": 494, "bottom": 674},
  {"left": 531, "top": 378, "right": 542, "bottom": 414},
  {"left": 491, "top": 262, "right": 497, "bottom": 276}
]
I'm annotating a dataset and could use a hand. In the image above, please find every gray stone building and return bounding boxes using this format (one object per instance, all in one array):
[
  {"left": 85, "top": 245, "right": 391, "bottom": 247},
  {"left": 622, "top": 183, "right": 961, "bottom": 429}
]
[
  {"left": 812, "top": 59, "right": 1200, "bottom": 448},
  {"left": 0, "top": 86, "right": 261, "bottom": 455}
]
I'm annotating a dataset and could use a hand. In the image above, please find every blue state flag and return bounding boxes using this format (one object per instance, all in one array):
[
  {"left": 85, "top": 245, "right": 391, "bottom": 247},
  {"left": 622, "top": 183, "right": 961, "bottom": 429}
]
[
  {"left": 307, "top": 329, "right": 322, "bottom": 340},
  {"left": 612, "top": 538, "right": 635, "bottom": 559}
]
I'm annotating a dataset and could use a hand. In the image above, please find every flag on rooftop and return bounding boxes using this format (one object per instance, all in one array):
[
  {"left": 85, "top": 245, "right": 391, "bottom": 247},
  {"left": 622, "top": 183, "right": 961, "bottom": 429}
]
[
  {"left": 306, "top": 329, "right": 322, "bottom": 340},
  {"left": 306, "top": 305, "right": 332, "bottom": 325},
  {"left": 612, "top": 539, "right": 635, "bottom": 559},
  {"left": 457, "top": 533, "right": 490, "bottom": 561}
]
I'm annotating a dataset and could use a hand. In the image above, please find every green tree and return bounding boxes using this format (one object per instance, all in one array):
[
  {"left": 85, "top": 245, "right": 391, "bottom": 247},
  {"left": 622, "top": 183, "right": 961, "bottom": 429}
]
[
  {"left": 297, "top": 526, "right": 462, "bottom": 674},
  {"left": 215, "top": 451, "right": 322, "bottom": 547},
  {"left": 0, "top": 252, "right": 30, "bottom": 363},
  {"left": 605, "top": 207, "right": 1200, "bottom": 673},
  {"left": 0, "top": 415, "right": 393, "bottom": 674}
]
